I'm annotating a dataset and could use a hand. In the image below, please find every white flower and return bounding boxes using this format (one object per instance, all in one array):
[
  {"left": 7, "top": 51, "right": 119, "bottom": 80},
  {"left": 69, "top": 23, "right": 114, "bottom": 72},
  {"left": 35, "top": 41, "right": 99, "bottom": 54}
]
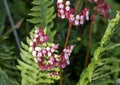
[
  {"left": 86, "top": 16, "right": 89, "bottom": 21},
  {"left": 32, "top": 51, "right": 36, "bottom": 56},
  {"left": 34, "top": 58, "right": 38, "bottom": 63},
  {"left": 38, "top": 52, "right": 42, "bottom": 57},
  {"left": 34, "top": 29, "right": 38, "bottom": 33},
  {"left": 66, "top": 1, "right": 70, "bottom": 6},
  {"left": 63, "top": 49, "right": 66, "bottom": 52},
  {"left": 70, "top": 14, "right": 75, "bottom": 21},
  {"left": 74, "top": 20, "right": 79, "bottom": 25},
  {"left": 48, "top": 60, "right": 53, "bottom": 65},
  {"left": 80, "top": 20, "right": 84, "bottom": 25},
  {"left": 29, "top": 47, "right": 33, "bottom": 52},
  {"left": 51, "top": 48, "right": 55, "bottom": 52},
  {"left": 61, "top": 14, "right": 65, "bottom": 19},
  {"left": 35, "top": 47, "right": 41, "bottom": 51},
  {"left": 48, "top": 52, "right": 52, "bottom": 56},
  {"left": 42, "top": 49, "right": 46, "bottom": 54},
  {"left": 80, "top": 15, "right": 84, "bottom": 19},
  {"left": 60, "top": 9, "right": 64, "bottom": 14},
  {"left": 76, "top": 15, "right": 80, "bottom": 20},
  {"left": 30, "top": 42, "right": 33, "bottom": 46},
  {"left": 86, "top": 11, "right": 89, "bottom": 16},
  {"left": 57, "top": 0, "right": 63, "bottom": 3},
  {"left": 46, "top": 47, "right": 50, "bottom": 51},
  {"left": 35, "top": 34, "right": 39, "bottom": 38},
  {"left": 70, "top": 45, "right": 75, "bottom": 50},
  {"left": 67, "top": 60, "right": 70, "bottom": 65},
  {"left": 33, "top": 38, "right": 37, "bottom": 42},
  {"left": 59, "top": 4, "right": 64, "bottom": 9},
  {"left": 64, "top": 54, "right": 69, "bottom": 59},
  {"left": 66, "top": 6, "right": 70, "bottom": 11},
  {"left": 94, "top": 0, "right": 98, "bottom": 2}
]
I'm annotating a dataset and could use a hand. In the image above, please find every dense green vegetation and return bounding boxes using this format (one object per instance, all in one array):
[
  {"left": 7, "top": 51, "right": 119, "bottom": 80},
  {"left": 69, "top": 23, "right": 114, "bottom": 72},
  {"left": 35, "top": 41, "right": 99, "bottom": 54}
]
[{"left": 0, "top": 0, "right": 120, "bottom": 85}]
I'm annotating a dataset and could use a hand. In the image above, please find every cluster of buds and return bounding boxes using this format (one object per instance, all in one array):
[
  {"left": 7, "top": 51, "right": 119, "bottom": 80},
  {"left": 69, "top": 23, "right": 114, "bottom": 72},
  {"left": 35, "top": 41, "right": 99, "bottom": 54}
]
[
  {"left": 29, "top": 27, "right": 74, "bottom": 76},
  {"left": 29, "top": 28, "right": 49, "bottom": 51},
  {"left": 49, "top": 71, "right": 59, "bottom": 77},
  {"left": 59, "top": 45, "right": 74, "bottom": 68},
  {"left": 89, "top": 0, "right": 110, "bottom": 18},
  {"left": 57, "top": 0, "right": 90, "bottom": 26}
]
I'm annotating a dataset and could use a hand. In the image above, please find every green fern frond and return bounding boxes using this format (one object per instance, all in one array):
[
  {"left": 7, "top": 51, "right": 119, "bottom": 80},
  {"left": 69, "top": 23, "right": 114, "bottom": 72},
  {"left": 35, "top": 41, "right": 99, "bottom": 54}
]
[
  {"left": 28, "top": 0, "right": 56, "bottom": 42},
  {"left": 17, "top": 37, "right": 60, "bottom": 85},
  {"left": 90, "top": 57, "right": 120, "bottom": 85},
  {"left": 0, "top": 67, "right": 11, "bottom": 85},
  {"left": 77, "top": 11, "right": 120, "bottom": 85},
  {"left": 28, "top": 0, "right": 55, "bottom": 26},
  {"left": 0, "top": 43, "right": 20, "bottom": 85}
]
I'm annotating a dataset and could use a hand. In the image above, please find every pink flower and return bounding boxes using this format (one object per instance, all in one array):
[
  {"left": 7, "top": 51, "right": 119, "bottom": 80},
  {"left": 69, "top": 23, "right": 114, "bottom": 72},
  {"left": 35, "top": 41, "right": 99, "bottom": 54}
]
[
  {"left": 89, "top": 0, "right": 110, "bottom": 18},
  {"left": 49, "top": 71, "right": 59, "bottom": 77},
  {"left": 59, "top": 45, "right": 74, "bottom": 68},
  {"left": 57, "top": 0, "right": 90, "bottom": 26},
  {"left": 29, "top": 27, "right": 74, "bottom": 77},
  {"left": 94, "top": 0, "right": 110, "bottom": 18}
]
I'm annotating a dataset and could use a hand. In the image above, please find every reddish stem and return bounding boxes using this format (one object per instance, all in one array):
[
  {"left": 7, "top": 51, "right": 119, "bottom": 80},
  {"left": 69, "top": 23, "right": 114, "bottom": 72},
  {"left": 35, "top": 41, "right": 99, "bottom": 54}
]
[
  {"left": 63, "top": 0, "right": 66, "bottom": 5},
  {"left": 60, "top": 0, "right": 81, "bottom": 85},
  {"left": 64, "top": 23, "right": 72, "bottom": 48},
  {"left": 84, "top": 21, "right": 93, "bottom": 68}
]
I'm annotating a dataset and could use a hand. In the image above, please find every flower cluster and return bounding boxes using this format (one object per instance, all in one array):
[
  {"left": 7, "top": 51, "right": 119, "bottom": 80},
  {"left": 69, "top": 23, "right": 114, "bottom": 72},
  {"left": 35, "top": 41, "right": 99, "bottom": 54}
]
[
  {"left": 29, "top": 28, "right": 49, "bottom": 52},
  {"left": 89, "top": 0, "right": 110, "bottom": 18},
  {"left": 57, "top": 0, "right": 90, "bottom": 26},
  {"left": 49, "top": 71, "right": 59, "bottom": 77},
  {"left": 29, "top": 27, "right": 74, "bottom": 73},
  {"left": 59, "top": 45, "right": 74, "bottom": 68}
]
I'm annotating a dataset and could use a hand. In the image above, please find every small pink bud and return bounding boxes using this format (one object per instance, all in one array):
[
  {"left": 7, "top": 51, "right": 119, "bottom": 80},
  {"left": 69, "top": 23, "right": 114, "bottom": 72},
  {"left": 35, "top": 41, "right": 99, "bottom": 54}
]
[
  {"left": 59, "top": 4, "right": 64, "bottom": 9},
  {"left": 67, "top": 60, "right": 70, "bottom": 65},
  {"left": 60, "top": 9, "right": 64, "bottom": 14},
  {"left": 74, "top": 20, "right": 79, "bottom": 25},
  {"left": 61, "top": 14, "right": 65, "bottom": 19},
  {"left": 86, "top": 16, "right": 89, "bottom": 21},
  {"left": 38, "top": 52, "right": 42, "bottom": 57},
  {"left": 48, "top": 52, "right": 52, "bottom": 56},
  {"left": 80, "top": 20, "right": 84, "bottom": 25},
  {"left": 51, "top": 48, "right": 55, "bottom": 52},
  {"left": 76, "top": 15, "right": 80, "bottom": 20}
]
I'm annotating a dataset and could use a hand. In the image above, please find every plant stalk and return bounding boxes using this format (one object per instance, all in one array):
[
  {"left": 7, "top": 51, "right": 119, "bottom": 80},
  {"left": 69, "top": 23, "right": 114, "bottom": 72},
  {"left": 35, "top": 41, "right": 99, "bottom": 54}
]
[
  {"left": 84, "top": 21, "right": 93, "bottom": 68},
  {"left": 60, "top": 0, "right": 81, "bottom": 85},
  {"left": 63, "top": 0, "right": 66, "bottom": 4}
]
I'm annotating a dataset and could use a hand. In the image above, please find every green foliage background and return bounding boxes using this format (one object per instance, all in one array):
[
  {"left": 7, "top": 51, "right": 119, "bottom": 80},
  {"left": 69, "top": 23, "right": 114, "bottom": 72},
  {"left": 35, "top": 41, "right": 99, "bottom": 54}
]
[{"left": 0, "top": 0, "right": 120, "bottom": 85}]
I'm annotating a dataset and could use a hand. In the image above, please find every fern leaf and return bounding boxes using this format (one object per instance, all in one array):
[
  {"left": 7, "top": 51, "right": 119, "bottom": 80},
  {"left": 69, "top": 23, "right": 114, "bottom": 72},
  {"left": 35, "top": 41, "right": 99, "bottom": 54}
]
[
  {"left": 28, "top": 0, "right": 56, "bottom": 42},
  {"left": 17, "top": 41, "right": 60, "bottom": 85},
  {"left": 28, "top": 0, "right": 55, "bottom": 29},
  {"left": 77, "top": 11, "right": 120, "bottom": 85}
]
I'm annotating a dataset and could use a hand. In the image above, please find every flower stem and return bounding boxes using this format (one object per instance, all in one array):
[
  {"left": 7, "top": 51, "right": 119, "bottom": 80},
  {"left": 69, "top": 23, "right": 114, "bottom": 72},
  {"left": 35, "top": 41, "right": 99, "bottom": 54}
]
[
  {"left": 74, "top": 0, "right": 81, "bottom": 16},
  {"left": 63, "top": 0, "right": 66, "bottom": 4},
  {"left": 64, "top": 23, "right": 72, "bottom": 48},
  {"left": 64, "top": 0, "right": 81, "bottom": 48},
  {"left": 84, "top": 21, "right": 93, "bottom": 68},
  {"left": 60, "top": 0, "right": 81, "bottom": 85}
]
